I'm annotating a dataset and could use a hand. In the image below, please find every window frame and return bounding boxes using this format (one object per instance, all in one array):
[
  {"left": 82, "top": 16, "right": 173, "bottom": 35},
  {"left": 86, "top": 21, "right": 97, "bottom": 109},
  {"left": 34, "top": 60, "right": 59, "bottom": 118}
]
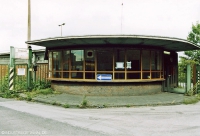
[{"left": 48, "top": 48, "right": 164, "bottom": 82}]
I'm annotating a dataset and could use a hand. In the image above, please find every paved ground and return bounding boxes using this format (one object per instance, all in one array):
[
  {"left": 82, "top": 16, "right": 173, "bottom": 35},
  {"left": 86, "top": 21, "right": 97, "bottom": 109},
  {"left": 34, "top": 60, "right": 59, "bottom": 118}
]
[
  {"left": 1, "top": 98, "right": 200, "bottom": 136},
  {"left": 30, "top": 92, "right": 195, "bottom": 108}
]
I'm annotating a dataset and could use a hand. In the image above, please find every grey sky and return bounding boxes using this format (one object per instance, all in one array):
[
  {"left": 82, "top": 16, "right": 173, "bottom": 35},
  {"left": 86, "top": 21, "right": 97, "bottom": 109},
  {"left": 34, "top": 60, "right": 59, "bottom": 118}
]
[{"left": 0, "top": 0, "right": 199, "bottom": 53}]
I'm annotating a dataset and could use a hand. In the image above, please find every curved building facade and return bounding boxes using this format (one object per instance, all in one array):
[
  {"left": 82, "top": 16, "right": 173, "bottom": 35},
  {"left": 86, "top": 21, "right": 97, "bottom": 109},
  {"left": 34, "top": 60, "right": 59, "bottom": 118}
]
[{"left": 26, "top": 35, "right": 200, "bottom": 96}]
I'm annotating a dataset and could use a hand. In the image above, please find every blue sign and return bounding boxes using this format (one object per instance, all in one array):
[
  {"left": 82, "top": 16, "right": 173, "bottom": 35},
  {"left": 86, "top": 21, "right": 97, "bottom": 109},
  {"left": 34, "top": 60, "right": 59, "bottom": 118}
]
[{"left": 97, "top": 74, "right": 112, "bottom": 81}]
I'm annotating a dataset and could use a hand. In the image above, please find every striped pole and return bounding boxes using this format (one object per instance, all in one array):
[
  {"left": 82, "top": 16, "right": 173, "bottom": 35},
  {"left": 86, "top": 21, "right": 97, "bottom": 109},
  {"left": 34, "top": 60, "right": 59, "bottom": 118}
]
[{"left": 9, "top": 67, "right": 14, "bottom": 90}]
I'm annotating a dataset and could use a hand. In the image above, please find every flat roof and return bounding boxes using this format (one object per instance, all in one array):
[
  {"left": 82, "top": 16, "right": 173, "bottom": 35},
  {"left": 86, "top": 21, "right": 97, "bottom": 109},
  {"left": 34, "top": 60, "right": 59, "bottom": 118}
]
[{"left": 25, "top": 35, "right": 200, "bottom": 52}]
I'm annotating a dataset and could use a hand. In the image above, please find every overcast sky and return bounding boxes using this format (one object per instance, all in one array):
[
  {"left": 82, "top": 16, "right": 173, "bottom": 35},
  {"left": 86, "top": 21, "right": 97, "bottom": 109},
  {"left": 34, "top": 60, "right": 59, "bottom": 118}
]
[{"left": 0, "top": 0, "right": 199, "bottom": 53}]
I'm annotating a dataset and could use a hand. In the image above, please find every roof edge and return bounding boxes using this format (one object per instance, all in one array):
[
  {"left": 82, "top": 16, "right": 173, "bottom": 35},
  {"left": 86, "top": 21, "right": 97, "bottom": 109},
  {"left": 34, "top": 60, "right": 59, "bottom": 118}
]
[{"left": 26, "top": 34, "right": 199, "bottom": 47}]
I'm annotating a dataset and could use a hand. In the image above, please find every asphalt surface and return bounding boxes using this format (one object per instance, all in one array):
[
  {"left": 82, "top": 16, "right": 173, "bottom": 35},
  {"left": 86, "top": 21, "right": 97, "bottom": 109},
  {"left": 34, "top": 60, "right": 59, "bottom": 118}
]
[{"left": 1, "top": 97, "right": 200, "bottom": 136}]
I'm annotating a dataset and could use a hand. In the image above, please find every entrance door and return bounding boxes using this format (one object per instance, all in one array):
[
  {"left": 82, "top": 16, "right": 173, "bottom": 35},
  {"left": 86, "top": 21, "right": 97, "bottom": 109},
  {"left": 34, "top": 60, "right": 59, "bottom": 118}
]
[{"left": 163, "top": 52, "right": 178, "bottom": 92}]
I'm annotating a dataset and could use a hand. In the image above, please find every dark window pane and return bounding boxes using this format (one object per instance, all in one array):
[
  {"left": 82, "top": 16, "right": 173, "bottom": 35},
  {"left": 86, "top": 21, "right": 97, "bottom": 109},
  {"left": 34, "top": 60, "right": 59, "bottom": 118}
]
[
  {"left": 127, "top": 50, "right": 141, "bottom": 71},
  {"left": 71, "top": 50, "right": 84, "bottom": 71},
  {"left": 85, "top": 72, "right": 95, "bottom": 79},
  {"left": 53, "top": 51, "right": 62, "bottom": 71},
  {"left": 53, "top": 72, "right": 61, "bottom": 78},
  {"left": 127, "top": 73, "right": 141, "bottom": 79},
  {"left": 151, "top": 51, "right": 161, "bottom": 70},
  {"left": 142, "top": 72, "right": 150, "bottom": 79},
  {"left": 115, "top": 73, "right": 125, "bottom": 79},
  {"left": 63, "top": 50, "right": 70, "bottom": 71},
  {"left": 63, "top": 72, "right": 69, "bottom": 78},
  {"left": 142, "top": 50, "right": 150, "bottom": 71},
  {"left": 114, "top": 49, "right": 125, "bottom": 71},
  {"left": 85, "top": 50, "right": 95, "bottom": 71},
  {"left": 71, "top": 72, "right": 83, "bottom": 79},
  {"left": 97, "top": 50, "right": 113, "bottom": 71},
  {"left": 152, "top": 72, "right": 160, "bottom": 78}
]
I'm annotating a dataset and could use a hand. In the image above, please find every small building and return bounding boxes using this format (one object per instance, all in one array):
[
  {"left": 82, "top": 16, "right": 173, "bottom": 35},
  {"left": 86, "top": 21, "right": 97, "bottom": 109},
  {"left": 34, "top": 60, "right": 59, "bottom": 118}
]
[{"left": 26, "top": 35, "right": 200, "bottom": 96}]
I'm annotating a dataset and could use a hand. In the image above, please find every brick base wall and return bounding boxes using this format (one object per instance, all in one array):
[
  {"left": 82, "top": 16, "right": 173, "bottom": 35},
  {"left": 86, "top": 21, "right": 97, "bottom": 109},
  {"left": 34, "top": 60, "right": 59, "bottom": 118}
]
[{"left": 51, "top": 81, "right": 163, "bottom": 96}]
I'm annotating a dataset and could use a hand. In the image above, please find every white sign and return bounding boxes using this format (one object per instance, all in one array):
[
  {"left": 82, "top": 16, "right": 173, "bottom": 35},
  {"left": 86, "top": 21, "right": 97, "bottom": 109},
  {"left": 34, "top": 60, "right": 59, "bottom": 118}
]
[
  {"left": 17, "top": 68, "right": 26, "bottom": 76},
  {"left": 15, "top": 48, "right": 28, "bottom": 59},
  {"left": 115, "top": 62, "right": 124, "bottom": 69},
  {"left": 126, "top": 61, "right": 132, "bottom": 69}
]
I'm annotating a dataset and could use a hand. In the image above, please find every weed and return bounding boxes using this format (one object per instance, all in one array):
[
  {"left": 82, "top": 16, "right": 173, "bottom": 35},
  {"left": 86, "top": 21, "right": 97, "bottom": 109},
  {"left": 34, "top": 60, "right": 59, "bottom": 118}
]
[
  {"left": 126, "top": 104, "right": 131, "bottom": 108},
  {"left": 183, "top": 97, "right": 199, "bottom": 104},
  {"left": 51, "top": 101, "right": 57, "bottom": 105},
  {"left": 82, "top": 99, "right": 88, "bottom": 107},
  {"left": 63, "top": 104, "right": 70, "bottom": 108},
  {"left": 26, "top": 96, "right": 32, "bottom": 101},
  {"left": 80, "top": 96, "right": 89, "bottom": 108},
  {"left": 103, "top": 104, "right": 107, "bottom": 108},
  {"left": 32, "top": 80, "right": 51, "bottom": 91}
]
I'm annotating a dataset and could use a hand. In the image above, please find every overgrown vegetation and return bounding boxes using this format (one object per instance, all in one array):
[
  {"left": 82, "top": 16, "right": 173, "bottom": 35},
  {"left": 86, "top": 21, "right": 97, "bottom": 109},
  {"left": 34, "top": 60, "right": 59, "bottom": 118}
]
[
  {"left": 178, "top": 22, "right": 200, "bottom": 87},
  {"left": 32, "top": 79, "right": 51, "bottom": 91},
  {"left": 183, "top": 95, "right": 200, "bottom": 104},
  {"left": 0, "top": 74, "right": 52, "bottom": 99}
]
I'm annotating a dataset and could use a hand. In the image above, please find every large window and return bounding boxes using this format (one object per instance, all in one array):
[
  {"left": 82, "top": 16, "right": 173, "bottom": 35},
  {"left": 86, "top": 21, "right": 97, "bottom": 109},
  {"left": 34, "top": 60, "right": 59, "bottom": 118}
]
[
  {"left": 63, "top": 50, "right": 70, "bottom": 78},
  {"left": 85, "top": 50, "right": 95, "bottom": 79},
  {"left": 52, "top": 51, "right": 61, "bottom": 78},
  {"left": 127, "top": 50, "right": 141, "bottom": 79},
  {"left": 71, "top": 50, "right": 84, "bottom": 79},
  {"left": 114, "top": 49, "right": 125, "bottom": 79},
  {"left": 97, "top": 50, "right": 113, "bottom": 71},
  {"left": 49, "top": 48, "right": 163, "bottom": 81}
]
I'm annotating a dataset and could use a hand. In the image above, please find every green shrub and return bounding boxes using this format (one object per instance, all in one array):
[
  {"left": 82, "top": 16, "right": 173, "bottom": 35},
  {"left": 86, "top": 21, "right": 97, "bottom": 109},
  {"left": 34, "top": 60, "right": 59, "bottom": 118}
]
[
  {"left": 0, "top": 75, "right": 9, "bottom": 93},
  {"left": 63, "top": 104, "right": 70, "bottom": 108},
  {"left": 32, "top": 79, "right": 51, "bottom": 91}
]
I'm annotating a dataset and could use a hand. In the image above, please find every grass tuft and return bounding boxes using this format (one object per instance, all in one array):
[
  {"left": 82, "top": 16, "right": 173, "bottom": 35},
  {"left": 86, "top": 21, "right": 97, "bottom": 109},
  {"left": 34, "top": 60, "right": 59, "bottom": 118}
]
[{"left": 183, "top": 97, "right": 199, "bottom": 104}]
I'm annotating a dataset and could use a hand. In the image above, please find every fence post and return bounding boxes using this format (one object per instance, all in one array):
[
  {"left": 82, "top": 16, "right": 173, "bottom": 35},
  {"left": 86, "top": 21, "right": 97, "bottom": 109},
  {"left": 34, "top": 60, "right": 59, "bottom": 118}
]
[
  {"left": 9, "top": 46, "right": 15, "bottom": 91},
  {"left": 186, "top": 64, "right": 191, "bottom": 93}
]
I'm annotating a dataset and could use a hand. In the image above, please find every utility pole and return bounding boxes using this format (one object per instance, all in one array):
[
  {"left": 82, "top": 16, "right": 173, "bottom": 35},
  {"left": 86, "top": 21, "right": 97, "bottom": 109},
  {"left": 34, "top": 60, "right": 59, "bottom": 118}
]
[
  {"left": 27, "top": 0, "right": 32, "bottom": 90},
  {"left": 27, "top": 0, "right": 31, "bottom": 43}
]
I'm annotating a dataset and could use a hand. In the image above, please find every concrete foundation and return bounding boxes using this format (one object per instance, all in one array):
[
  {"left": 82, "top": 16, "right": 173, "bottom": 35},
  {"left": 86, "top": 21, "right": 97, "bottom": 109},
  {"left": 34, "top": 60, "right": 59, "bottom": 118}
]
[{"left": 51, "top": 81, "right": 162, "bottom": 96}]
